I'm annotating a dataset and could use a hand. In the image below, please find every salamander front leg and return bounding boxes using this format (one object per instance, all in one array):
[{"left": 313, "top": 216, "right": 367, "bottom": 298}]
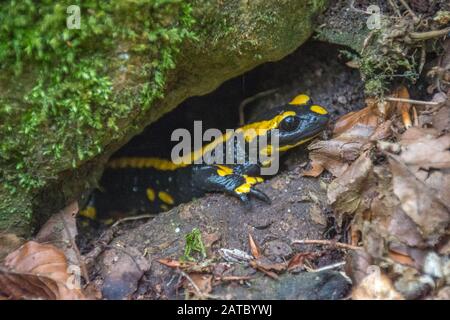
[{"left": 191, "top": 164, "right": 270, "bottom": 208}]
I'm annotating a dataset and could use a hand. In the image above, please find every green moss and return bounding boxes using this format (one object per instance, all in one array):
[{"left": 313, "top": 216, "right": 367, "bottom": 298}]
[
  {"left": 182, "top": 228, "right": 206, "bottom": 261},
  {"left": 0, "top": 0, "right": 196, "bottom": 232}
]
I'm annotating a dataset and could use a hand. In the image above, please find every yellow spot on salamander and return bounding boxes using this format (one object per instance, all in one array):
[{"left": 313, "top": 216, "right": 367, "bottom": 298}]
[
  {"left": 289, "top": 94, "right": 310, "bottom": 106},
  {"left": 216, "top": 165, "right": 233, "bottom": 176},
  {"left": 243, "top": 176, "right": 264, "bottom": 185},
  {"left": 146, "top": 188, "right": 156, "bottom": 202},
  {"left": 101, "top": 218, "right": 114, "bottom": 225},
  {"left": 79, "top": 206, "right": 97, "bottom": 220},
  {"left": 310, "top": 105, "right": 328, "bottom": 115},
  {"left": 235, "top": 183, "right": 251, "bottom": 194},
  {"left": 158, "top": 191, "right": 174, "bottom": 205},
  {"left": 160, "top": 204, "right": 169, "bottom": 211},
  {"left": 108, "top": 157, "right": 179, "bottom": 170}
]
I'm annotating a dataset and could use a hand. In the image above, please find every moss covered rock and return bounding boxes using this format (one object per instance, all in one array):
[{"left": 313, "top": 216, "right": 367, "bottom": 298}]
[{"left": 0, "top": 0, "right": 328, "bottom": 235}]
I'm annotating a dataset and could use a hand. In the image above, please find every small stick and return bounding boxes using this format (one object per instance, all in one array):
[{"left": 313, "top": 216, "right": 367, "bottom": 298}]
[
  {"left": 305, "top": 261, "right": 346, "bottom": 273},
  {"left": 387, "top": 0, "right": 401, "bottom": 17},
  {"left": 292, "top": 239, "right": 363, "bottom": 251},
  {"left": 412, "top": 106, "right": 419, "bottom": 126},
  {"left": 111, "top": 213, "right": 156, "bottom": 228},
  {"left": 179, "top": 269, "right": 219, "bottom": 300},
  {"left": 215, "top": 275, "right": 254, "bottom": 282},
  {"left": 410, "top": 27, "right": 450, "bottom": 41},
  {"left": 398, "top": 0, "right": 418, "bottom": 20},
  {"left": 60, "top": 214, "right": 90, "bottom": 284},
  {"left": 385, "top": 97, "right": 440, "bottom": 105},
  {"left": 418, "top": 45, "right": 426, "bottom": 76}
]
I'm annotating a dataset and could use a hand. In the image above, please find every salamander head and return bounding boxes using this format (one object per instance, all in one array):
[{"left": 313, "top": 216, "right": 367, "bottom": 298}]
[{"left": 248, "top": 94, "right": 329, "bottom": 152}]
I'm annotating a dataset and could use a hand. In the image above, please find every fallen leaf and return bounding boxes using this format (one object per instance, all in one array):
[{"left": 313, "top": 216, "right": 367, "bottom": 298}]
[
  {"left": 287, "top": 253, "right": 315, "bottom": 272},
  {"left": 352, "top": 266, "right": 404, "bottom": 300},
  {"left": 388, "top": 250, "right": 415, "bottom": 267},
  {"left": 36, "top": 202, "right": 81, "bottom": 273},
  {"left": 389, "top": 156, "right": 449, "bottom": 243},
  {"left": 309, "top": 204, "right": 327, "bottom": 225},
  {"left": 0, "top": 241, "right": 86, "bottom": 300},
  {"left": 398, "top": 127, "right": 450, "bottom": 171},
  {"left": 248, "top": 233, "right": 262, "bottom": 259},
  {"left": 185, "top": 272, "right": 212, "bottom": 297},
  {"left": 392, "top": 86, "right": 412, "bottom": 129},
  {"left": 304, "top": 99, "right": 391, "bottom": 177},
  {"left": 327, "top": 151, "right": 374, "bottom": 224},
  {"left": 0, "top": 233, "right": 24, "bottom": 261},
  {"left": 345, "top": 250, "right": 373, "bottom": 285},
  {"left": 432, "top": 105, "right": 450, "bottom": 132},
  {"left": 387, "top": 207, "right": 425, "bottom": 247}
]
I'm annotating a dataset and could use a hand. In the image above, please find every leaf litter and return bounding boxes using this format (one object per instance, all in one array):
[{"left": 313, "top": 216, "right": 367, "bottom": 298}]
[{"left": 303, "top": 81, "right": 450, "bottom": 299}]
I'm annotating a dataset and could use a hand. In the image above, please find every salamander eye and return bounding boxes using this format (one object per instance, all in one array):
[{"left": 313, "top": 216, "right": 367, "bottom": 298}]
[{"left": 280, "top": 116, "right": 300, "bottom": 132}]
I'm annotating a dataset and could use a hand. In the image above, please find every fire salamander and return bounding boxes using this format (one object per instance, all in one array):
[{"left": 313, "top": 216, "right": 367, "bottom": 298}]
[{"left": 80, "top": 94, "right": 329, "bottom": 221}]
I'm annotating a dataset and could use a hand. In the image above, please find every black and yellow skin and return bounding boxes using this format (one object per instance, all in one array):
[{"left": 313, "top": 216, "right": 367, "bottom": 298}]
[{"left": 81, "top": 94, "right": 329, "bottom": 221}]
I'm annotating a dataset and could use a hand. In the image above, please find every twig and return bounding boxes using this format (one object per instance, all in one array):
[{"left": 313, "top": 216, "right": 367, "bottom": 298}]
[
  {"left": 215, "top": 275, "right": 254, "bottom": 282},
  {"left": 410, "top": 27, "right": 450, "bottom": 41},
  {"left": 387, "top": 0, "right": 401, "bottom": 17},
  {"left": 304, "top": 261, "right": 346, "bottom": 273},
  {"left": 59, "top": 214, "right": 90, "bottom": 284},
  {"left": 292, "top": 239, "right": 363, "bottom": 251},
  {"left": 82, "top": 227, "right": 116, "bottom": 268},
  {"left": 349, "top": 0, "right": 370, "bottom": 15},
  {"left": 111, "top": 214, "right": 156, "bottom": 228},
  {"left": 418, "top": 45, "right": 426, "bottom": 76},
  {"left": 178, "top": 269, "right": 219, "bottom": 300},
  {"left": 385, "top": 97, "right": 440, "bottom": 105},
  {"left": 179, "top": 269, "right": 202, "bottom": 296},
  {"left": 412, "top": 106, "right": 419, "bottom": 126},
  {"left": 83, "top": 214, "right": 155, "bottom": 269},
  {"left": 398, "top": 0, "right": 418, "bottom": 20}
]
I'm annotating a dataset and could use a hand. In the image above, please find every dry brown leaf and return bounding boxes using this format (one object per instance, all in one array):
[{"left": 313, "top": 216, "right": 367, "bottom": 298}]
[
  {"left": 388, "top": 250, "right": 415, "bottom": 267},
  {"left": 305, "top": 100, "right": 390, "bottom": 178},
  {"left": 248, "top": 233, "right": 262, "bottom": 259},
  {"left": 185, "top": 272, "right": 212, "bottom": 297},
  {"left": 287, "top": 253, "right": 315, "bottom": 272},
  {"left": 157, "top": 258, "right": 184, "bottom": 268},
  {"left": 399, "top": 127, "right": 450, "bottom": 170},
  {"left": 157, "top": 258, "right": 211, "bottom": 273},
  {"left": 0, "top": 241, "right": 86, "bottom": 300},
  {"left": 387, "top": 207, "right": 425, "bottom": 247},
  {"left": 0, "top": 233, "right": 24, "bottom": 261},
  {"left": 352, "top": 266, "right": 404, "bottom": 300},
  {"left": 389, "top": 156, "right": 450, "bottom": 243},
  {"left": 345, "top": 250, "right": 373, "bottom": 285},
  {"left": 36, "top": 202, "right": 80, "bottom": 271},
  {"left": 432, "top": 105, "right": 450, "bottom": 132},
  {"left": 249, "top": 260, "right": 280, "bottom": 280},
  {"left": 327, "top": 151, "right": 374, "bottom": 224},
  {"left": 393, "top": 86, "right": 412, "bottom": 129},
  {"left": 309, "top": 204, "right": 327, "bottom": 225}
]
